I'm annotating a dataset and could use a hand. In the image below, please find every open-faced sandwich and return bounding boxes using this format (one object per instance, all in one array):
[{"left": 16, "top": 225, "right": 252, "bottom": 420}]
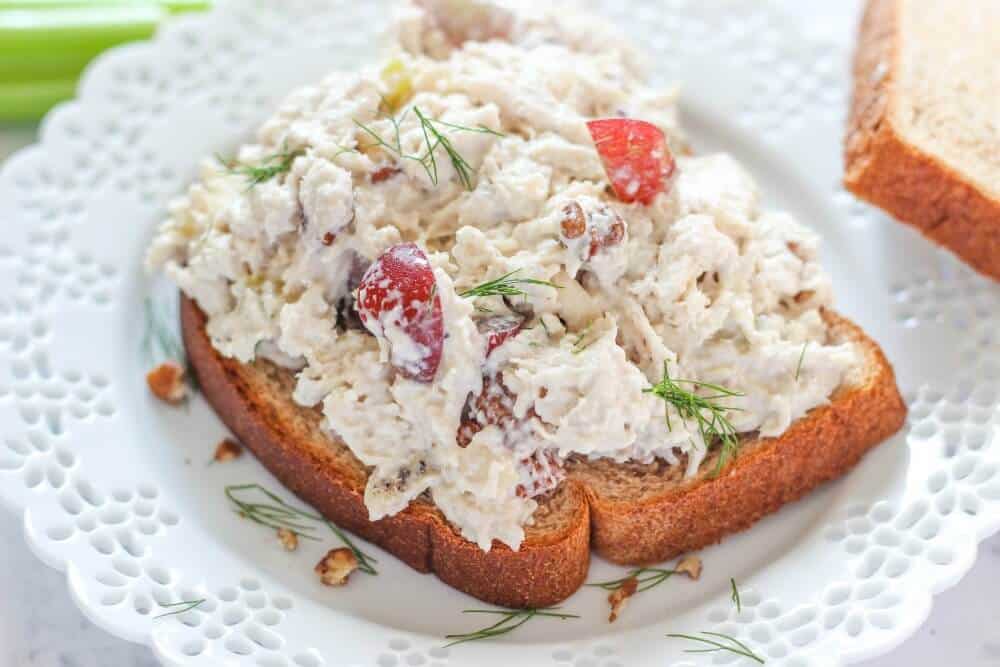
[{"left": 147, "top": 0, "right": 906, "bottom": 607}]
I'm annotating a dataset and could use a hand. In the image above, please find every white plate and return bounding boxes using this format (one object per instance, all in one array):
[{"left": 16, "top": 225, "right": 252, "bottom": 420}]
[{"left": 1, "top": 1, "right": 998, "bottom": 665}]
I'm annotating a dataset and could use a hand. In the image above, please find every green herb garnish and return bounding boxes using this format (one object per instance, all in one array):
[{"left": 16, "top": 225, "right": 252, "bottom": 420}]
[
  {"left": 225, "top": 483, "right": 377, "bottom": 575},
  {"left": 444, "top": 607, "right": 579, "bottom": 647},
  {"left": 666, "top": 632, "right": 764, "bottom": 664},
  {"left": 218, "top": 145, "right": 303, "bottom": 189},
  {"left": 460, "top": 270, "right": 560, "bottom": 299},
  {"left": 142, "top": 297, "right": 184, "bottom": 364},
  {"left": 587, "top": 566, "right": 676, "bottom": 593},
  {"left": 795, "top": 342, "right": 808, "bottom": 381},
  {"left": 154, "top": 599, "right": 205, "bottom": 620},
  {"left": 355, "top": 106, "right": 503, "bottom": 191},
  {"left": 570, "top": 323, "right": 597, "bottom": 354},
  {"left": 142, "top": 296, "right": 198, "bottom": 394},
  {"left": 667, "top": 575, "right": 763, "bottom": 662},
  {"left": 644, "top": 363, "right": 744, "bottom": 475}
]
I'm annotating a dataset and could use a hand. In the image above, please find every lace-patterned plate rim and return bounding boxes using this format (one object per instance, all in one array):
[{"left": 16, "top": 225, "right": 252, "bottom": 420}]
[{"left": 0, "top": 1, "right": 998, "bottom": 666}]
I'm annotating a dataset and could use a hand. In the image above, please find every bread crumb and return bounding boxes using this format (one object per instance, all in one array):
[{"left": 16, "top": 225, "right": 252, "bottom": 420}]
[
  {"left": 147, "top": 361, "right": 187, "bottom": 404},
  {"left": 607, "top": 575, "right": 638, "bottom": 623},
  {"left": 315, "top": 548, "right": 358, "bottom": 586},
  {"left": 213, "top": 438, "right": 242, "bottom": 462},
  {"left": 277, "top": 528, "right": 299, "bottom": 552},
  {"left": 676, "top": 555, "right": 702, "bottom": 580}
]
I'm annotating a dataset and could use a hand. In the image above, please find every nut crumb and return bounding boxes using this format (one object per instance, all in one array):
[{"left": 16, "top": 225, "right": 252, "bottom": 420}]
[
  {"left": 559, "top": 201, "right": 587, "bottom": 239},
  {"left": 146, "top": 361, "right": 187, "bottom": 405},
  {"left": 371, "top": 165, "right": 402, "bottom": 183},
  {"left": 793, "top": 289, "right": 816, "bottom": 305},
  {"left": 277, "top": 528, "right": 299, "bottom": 552},
  {"left": 608, "top": 575, "right": 638, "bottom": 623},
  {"left": 676, "top": 555, "right": 702, "bottom": 580},
  {"left": 213, "top": 438, "right": 242, "bottom": 462},
  {"left": 315, "top": 548, "right": 358, "bottom": 586}
]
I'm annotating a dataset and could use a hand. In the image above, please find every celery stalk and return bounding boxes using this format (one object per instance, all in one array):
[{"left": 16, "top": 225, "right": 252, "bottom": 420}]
[
  {"left": 0, "top": 6, "right": 164, "bottom": 53},
  {"left": 0, "top": 2, "right": 211, "bottom": 53},
  {"left": 0, "top": 1, "right": 211, "bottom": 120},
  {"left": 0, "top": 1, "right": 208, "bottom": 12},
  {"left": 0, "top": 78, "right": 75, "bottom": 121},
  {"left": 160, "top": 0, "right": 210, "bottom": 12},
  {"left": 0, "top": 46, "right": 104, "bottom": 81}
]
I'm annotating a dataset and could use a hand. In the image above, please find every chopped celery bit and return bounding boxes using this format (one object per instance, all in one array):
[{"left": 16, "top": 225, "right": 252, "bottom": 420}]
[{"left": 380, "top": 58, "right": 413, "bottom": 113}]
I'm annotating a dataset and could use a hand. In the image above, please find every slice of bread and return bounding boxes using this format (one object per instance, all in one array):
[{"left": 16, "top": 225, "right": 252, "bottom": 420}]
[
  {"left": 182, "top": 296, "right": 905, "bottom": 606},
  {"left": 845, "top": 0, "right": 1000, "bottom": 280}
]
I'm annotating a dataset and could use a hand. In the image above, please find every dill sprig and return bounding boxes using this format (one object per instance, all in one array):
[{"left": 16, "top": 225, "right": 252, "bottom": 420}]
[
  {"left": 414, "top": 107, "right": 479, "bottom": 190},
  {"left": 154, "top": 599, "right": 205, "bottom": 620},
  {"left": 666, "top": 632, "right": 764, "bottom": 664},
  {"left": 668, "top": 580, "right": 762, "bottom": 663},
  {"left": 444, "top": 607, "right": 579, "bottom": 647},
  {"left": 218, "top": 145, "right": 303, "bottom": 189},
  {"left": 571, "top": 323, "right": 596, "bottom": 355},
  {"left": 224, "top": 484, "right": 378, "bottom": 575},
  {"left": 460, "top": 270, "right": 561, "bottom": 299},
  {"left": 795, "top": 342, "right": 808, "bottom": 381},
  {"left": 142, "top": 297, "right": 184, "bottom": 364},
  {"left": 354, "top": 106, "right": 503, "bottom": 191},
  {"left": 142, "top": 297, "right": 198, "bottom": 394},
  {"left": 587, "top": 566, "right": 676, "bottom": 593},
  {"left": 644, "top": 363, "right": 744, "bottom": 475}
]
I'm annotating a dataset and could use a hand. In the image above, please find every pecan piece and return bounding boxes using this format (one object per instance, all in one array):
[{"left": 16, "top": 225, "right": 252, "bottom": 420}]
[
  {"left": 315, "top": 548, "right": 358, "bottom": 586},
  {"left": 793, "top": 290, "right": 816, "bottom": 304},
  {"left": 277, "top": 528, "right": 299, "bottom": 552},
  {"left": 676, "top": 555, "right": 703, "bottom": 580},
  {"left": 146, "top": 361, "right": 187, "bottom": 405},
  {"left": 559, "top": 201, "right": 587, "bottom": 239},
  {"left": 213, "top": 438, "right": 242, "bottom": 463},
  {"left": 457, "top": 375, "right": 518, "bottom": 448},
  {"left": 371, "top": 165, "right": 402, "bottom": 183},
  {"left": 588, "top": 212, "right": 626, "bottom": 258},
  {"left": 608, "top": 575, "right": 639, "bottom": 623}
]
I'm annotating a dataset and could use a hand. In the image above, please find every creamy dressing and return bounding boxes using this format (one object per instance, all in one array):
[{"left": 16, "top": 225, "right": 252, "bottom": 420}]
[{"left": 148, "top": 0, "right": 858, "bottom": 551}]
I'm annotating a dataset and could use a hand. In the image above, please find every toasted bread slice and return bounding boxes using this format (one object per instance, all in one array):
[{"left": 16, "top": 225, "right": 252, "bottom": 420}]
[
  {"left": 568, "top": 314, "right": 906, "bottom": 565},
  {"left": 845, "top": 0, "right": 1000, "bottom": 280},
  {"left": 182, "top": 297, "right": 905, "bottom": 606},
  {"left": 181, "top": 297, "right": 591, "bottom": 608}
]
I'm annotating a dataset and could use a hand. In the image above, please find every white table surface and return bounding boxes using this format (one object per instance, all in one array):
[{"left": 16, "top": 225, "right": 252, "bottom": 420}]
[{"left": 1, "top": 2, "right": 998, "bottom": 665}]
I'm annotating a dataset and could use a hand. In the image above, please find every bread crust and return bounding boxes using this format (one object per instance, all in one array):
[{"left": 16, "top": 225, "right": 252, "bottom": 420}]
[
  {"left": 570, "top": 313, "right": 907, "bottom": 564},
  {"left": 182, "top": 297, "right": 591, "bottom": 608},
  {"left": 844, "top": 0, "right": 1000, "bottom": 281},
  {"left": 182, "top": 297, "right": 904, "bottom": 605}
]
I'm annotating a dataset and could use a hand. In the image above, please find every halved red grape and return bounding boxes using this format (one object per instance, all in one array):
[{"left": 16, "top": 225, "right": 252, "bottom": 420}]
[
  {"left": 476, "top": 315, "right": 525, "bottom": 356},
  {"left": 587, "top": 118, "right": 676, "bottom": 205},
  {"left": 356, "top": 243, "right": 444, "bottom": 382}
]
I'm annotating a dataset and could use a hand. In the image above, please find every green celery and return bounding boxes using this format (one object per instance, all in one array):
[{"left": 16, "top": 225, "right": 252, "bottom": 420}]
[
  {"left": 0, "top": 6, "right": 163, "bottom": 53},
  {"left": 0, "top": 78, "right": 76, "bottom": 121},
  {"left": 0, "top": 46, "right": 103, "bottom": 81},
  {"left": 0, "top": 2, "right": 211, "bottom": 53},
  {"left": 160, "top": 0, "right": 210, "bottom": 12},
  {"left": 0, "top": 1, "right": 211, "bottom": 120},
  {"left": 0, "top": 1, "right": 208, "bottom": 11}
]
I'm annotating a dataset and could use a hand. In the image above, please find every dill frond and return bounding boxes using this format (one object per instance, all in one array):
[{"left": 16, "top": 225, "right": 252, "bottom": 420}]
[{"left": 644, "top": 363, "right": 744, "bottom": 475}]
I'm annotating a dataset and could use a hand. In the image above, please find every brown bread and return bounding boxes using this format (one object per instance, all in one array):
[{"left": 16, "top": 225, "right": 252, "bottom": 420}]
[
  {"left": 182, "top": 297, "right": 905, "bottom": 607},
  {"left": 845, "top": 0, "right": 1000, "bottom": 280}
]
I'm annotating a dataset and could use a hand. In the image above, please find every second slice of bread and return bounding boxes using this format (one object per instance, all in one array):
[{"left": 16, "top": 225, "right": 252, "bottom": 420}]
[
  {"left": 182, "top": 296, "right": 905, "bottom": 606},
  {"left": 845, "top": 0, "right": 1000, "bottom": 280}
]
